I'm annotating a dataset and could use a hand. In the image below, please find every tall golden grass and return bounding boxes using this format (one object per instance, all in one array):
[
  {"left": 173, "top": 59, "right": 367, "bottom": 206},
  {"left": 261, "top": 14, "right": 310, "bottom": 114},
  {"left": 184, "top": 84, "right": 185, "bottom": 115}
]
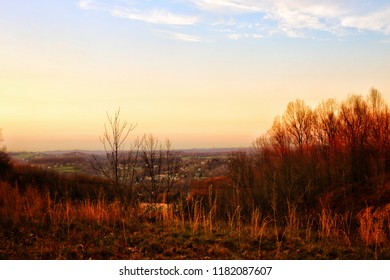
[
  {"left": 1, "top": 181, "right": 389, "bottom": 259},
  {"left": 357, "top": 205, "right": 390, "bottom": 247}
]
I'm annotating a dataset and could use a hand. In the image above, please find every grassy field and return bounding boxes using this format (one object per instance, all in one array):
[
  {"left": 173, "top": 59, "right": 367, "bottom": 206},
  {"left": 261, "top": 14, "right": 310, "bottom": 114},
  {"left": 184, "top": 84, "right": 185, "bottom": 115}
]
[
  {"left": 52, "top": 165, "right": 81, "bottom": 173},
  {"left": 0, "top": 182, "right": 389, "bottom": 260},
  {"left": 9, "top": 152, "right": 36, "bottom": 161}
]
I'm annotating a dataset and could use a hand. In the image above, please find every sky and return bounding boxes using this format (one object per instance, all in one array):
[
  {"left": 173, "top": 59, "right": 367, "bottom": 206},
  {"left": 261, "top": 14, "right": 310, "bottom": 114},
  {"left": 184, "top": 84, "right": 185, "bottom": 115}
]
[{"left": 1, "top": 0, "right": 390, "bottom": 151}]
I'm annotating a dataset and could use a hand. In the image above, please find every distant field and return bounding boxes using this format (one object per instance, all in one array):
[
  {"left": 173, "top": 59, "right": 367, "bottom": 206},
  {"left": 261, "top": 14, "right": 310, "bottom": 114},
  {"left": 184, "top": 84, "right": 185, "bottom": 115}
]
[
  {"left": 52, "top": 165, "right": 81, "bottom": 173},
  {"left": 9, "top": 150, "right": 229, "bottom": 178},
  {"left": 9, "top": 152, "right": 36, "bottom": 161}
]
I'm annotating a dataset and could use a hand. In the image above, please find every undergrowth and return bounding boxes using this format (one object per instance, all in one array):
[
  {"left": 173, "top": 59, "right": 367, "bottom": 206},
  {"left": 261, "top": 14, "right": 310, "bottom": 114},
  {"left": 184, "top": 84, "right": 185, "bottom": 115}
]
[{"left": 1, "top": 182, "right": 389, "bottom": 260}]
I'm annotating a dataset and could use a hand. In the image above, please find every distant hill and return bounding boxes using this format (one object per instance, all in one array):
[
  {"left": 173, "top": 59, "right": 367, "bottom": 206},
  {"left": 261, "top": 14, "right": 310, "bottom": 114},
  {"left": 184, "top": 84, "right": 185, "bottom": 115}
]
[
  {"left": 176, "top": 147, "right": 249, "bottom": 154},
  {"left": 10, "top": 147, "right": 249, "bottom": 157}
]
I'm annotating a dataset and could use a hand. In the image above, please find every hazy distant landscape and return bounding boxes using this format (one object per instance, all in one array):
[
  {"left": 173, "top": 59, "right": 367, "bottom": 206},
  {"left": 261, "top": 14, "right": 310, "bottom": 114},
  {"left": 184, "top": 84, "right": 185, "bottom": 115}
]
[{"left": 8, "top": 148, "right": 233, "bottom": 181}]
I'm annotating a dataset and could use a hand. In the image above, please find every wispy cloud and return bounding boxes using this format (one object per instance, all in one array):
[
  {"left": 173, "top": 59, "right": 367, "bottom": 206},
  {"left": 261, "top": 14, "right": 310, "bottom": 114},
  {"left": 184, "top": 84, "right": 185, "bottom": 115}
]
[
  {"left": 192, "top": 0, "right": 265, "bottom": 14},
  {"left": 156, "top": 30, "right": 205, "bottom": 42},
  {"left": 78, "top": 0, "right": 94, "bottom": 10},
  {"left": 111, "top": 8, "right": 198, "bottom": 25},
  {"left": 193, "top": 0, "right": 346, "bottom": 37},
  {"left": 227, "top": 33, "right": 241, "bottom": 40},
  {"left": 77, "top": 0, "right": 109, "bottom": 11},
  {"left": 227, "top": 33, "right": 263, "bottom": 40},
  {"left": 192, "top": 0, "right": 390, "bottom": 38},
  {"left": 341, "top": 8, "right": 390, "bottom": 34}
]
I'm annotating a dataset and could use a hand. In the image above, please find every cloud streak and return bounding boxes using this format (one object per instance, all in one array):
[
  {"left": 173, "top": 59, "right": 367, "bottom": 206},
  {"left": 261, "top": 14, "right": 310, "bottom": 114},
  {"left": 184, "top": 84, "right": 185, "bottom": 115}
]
[
  {"left": 227, "top": 33, "right": 263, "bottom": 40},
  {"left": 111, "top": 8, "right": 198, "bottom": 26},
  {"left": 191, "top": 0, "right": 265, "bottom": 13},
  {"left": 155, "top": 30, "right": 205, "bottom": 42}
]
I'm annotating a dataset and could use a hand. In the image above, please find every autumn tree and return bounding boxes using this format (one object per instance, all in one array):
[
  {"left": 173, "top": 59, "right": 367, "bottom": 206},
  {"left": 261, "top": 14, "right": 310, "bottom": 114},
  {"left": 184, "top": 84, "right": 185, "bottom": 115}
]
[
  {"left": 282, "top": 99, "right": 315, "bottom": 152},
  {"left": 228, "top": 151, "right": 256, "bottom": 213},
  {"left": 269, "top": 116, "right": 292, "bottom": 160},
  {"left": 366, "top": 88, "right": 390, "bottom": 189},
  {"left": 244, "top": 107, "right": 317, "bottom": 216},
  {"left": 339, "top": 95, "right": 370, "bottom": 184},
  {"left": 314, "top": 99, "right": 339, "bottom": 149},
  {"left": 280, "top": 100, "right": 318, "bottom": 207},
  {"left": 313, "top": 99, "right": 341, "bottom": 188}
]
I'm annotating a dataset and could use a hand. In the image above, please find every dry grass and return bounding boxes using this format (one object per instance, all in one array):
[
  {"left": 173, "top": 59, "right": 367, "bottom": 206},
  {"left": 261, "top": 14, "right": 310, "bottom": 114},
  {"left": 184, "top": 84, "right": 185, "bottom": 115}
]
[
  {"left": 1, "top": 182, "right": 389, "bottom": 259},
  {"left": 318, "top": 209, "right": 341, "bottom": 239},
  {"left": 357, "top": 205, "right": 390, "bottom": 248}
]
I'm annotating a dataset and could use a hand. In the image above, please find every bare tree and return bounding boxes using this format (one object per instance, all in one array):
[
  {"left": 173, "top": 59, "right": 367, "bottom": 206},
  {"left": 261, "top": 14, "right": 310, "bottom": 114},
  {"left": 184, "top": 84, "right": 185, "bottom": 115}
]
[
  {"left": 91, "top": 109, "right": 142, "bottom": 197},
  {"left": 139, "top": 134, "right": 163, "bottom": 203},
  {"left": 163, "top": 139, "right": 181, "bottom": 203},
  {"left": 139, "top": 134, "right": 180, "bottom": 204}
]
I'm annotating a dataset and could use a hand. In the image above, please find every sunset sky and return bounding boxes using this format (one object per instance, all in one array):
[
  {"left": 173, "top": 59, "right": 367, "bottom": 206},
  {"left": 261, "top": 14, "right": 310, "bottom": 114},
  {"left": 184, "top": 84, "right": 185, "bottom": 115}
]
[{"left": 1, "top": 0, "right": 390, "bottom": 151}]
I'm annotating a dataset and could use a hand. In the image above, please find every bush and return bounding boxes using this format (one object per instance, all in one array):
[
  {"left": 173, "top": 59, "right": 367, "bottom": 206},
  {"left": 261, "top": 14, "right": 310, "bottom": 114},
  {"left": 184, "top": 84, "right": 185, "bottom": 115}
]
[{"left": 0, "top": 152, "right": 12, "bottom": 178}]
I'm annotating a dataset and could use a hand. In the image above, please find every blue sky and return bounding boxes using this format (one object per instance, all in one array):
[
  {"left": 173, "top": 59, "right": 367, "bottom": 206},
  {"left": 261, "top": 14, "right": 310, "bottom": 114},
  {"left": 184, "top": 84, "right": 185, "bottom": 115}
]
[{"left": 1, "top": 1, "right": 390, "bottom": 151}]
